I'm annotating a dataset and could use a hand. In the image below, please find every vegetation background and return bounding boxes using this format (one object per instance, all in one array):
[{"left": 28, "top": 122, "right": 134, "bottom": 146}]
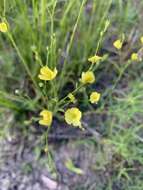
[{"left": 0, "top": 0, "right": 143, "bottom": 189}]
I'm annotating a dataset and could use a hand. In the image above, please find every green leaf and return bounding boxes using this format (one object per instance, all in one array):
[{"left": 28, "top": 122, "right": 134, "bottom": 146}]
[{"left": 65, "top": 159, "right": 84, "bottom": 175}]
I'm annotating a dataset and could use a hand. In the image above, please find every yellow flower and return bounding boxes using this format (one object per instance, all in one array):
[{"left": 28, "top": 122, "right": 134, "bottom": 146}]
[
  {"left": 88, "top": 55, "right": 102, "bottom": 64},
  {"left": 113, "top": 39, "right": 122, "bottom": 49},
  {"left": 81, "top": 71, "right": 95, "bottom": 84},
  {"left": 39, "top": 109, "right": 53, "bottom": 127},
  {"left": 65, "top": 107, "right": 82, "bottom": 127},
  {"left": 38, "top": 66, "right": 57, "bottom": 81},
  {"left": 131, "top": 53, "right": 138, "bottom": 61},
  {"left": 90, "top": 91, "right": 101, "bottom": 104},
  {"left": 140, "top": 36, "right": 143, "bottom": 44},
  {"left": 67, "top": 93, "right": 76, "bottom": 103},
  {"left": 0, "top": 22, "right": 8, "bottom": 33},
  {"left": 44, "top": 146, "right": 48, "bottom": 153}
]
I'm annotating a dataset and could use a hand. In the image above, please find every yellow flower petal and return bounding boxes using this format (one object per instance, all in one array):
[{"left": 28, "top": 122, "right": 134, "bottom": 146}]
[
  {"left": 65, "top": 107, "right": 82, "bottom": 127},
  {"left": 0, "top": 22, "right": 8, "bottom": 33},
  {"left": 39, "top": 119, "right": 50, "bottom": 126},
  {"left": 90, "top": 92, "right": 101, "bottom": 104},
  {"left": 39, "top": 109, "right": 53, "bottom": 127},
  {"left": 113, "top": 39, "right": 122, "bottom": 50},
  {"left": 131, "top": 53, "right": 138, "bottom": 61},
  {"left": 38, "top": 66, "right": 57, "bottom": 81},
  {"left": 81, "top": 71, "right": 95, "bottom": 84},
  {"left": 38, "top": 74, "right": 50, "bottom": 80},
  {"left": 44, "top": 146, "right": 48, "bottom": 153},
  {"left": 40, "top": 66, "right": 53, "bottom": 76},
  {"left": 88, "top": 55, "right": 102, "bottom": 64},
  {"left": 40, "top": 109, "right": 50, "bottom": 119},
  {"left": 140, "top": 36, "right": 143, "bottom": 44}
]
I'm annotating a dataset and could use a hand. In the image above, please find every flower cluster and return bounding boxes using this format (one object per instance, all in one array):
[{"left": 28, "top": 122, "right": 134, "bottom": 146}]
[
  {"left": 2, "top": 21, "right": 141, "bottom": 130},
  {"left": 38, "top": 33, "right": 143, "bottom": 129},
  {"left": 113, "top": 36, "right": 143, "bottom": 62},
  {"left": 38, "top": 54, "right": 102, "bottom": 129}
]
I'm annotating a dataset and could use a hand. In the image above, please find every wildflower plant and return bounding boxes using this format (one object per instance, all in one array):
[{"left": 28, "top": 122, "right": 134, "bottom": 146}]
[
  {"left": 0, "top": 1, "right": 143, "bottom": 188},
  {"left": 0, "top": 0, "right": 111, "bottom": 132},
  {"left": 1, "top": 0, "right": 142, "bottom": 155}
]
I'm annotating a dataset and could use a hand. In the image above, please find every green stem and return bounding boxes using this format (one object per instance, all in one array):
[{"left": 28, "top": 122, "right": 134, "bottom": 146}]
[
  {"left": 8, "top": 33, "right": 37, "bottom": 88},
  {"left": 59, "top": 0, "right": 86, "bottom": 90},
  {"left": 3, "top": 0, "right": 6, "bottom": 17},
  {"left": 58, "top": 84, "right": 84, "bottom": 107},
  {"left": 105, "top": 60, "right": 132, "bottom": 98},
  {"left": 7, "top": 33, "right": 48, "bottom": 104},
  {"left": 41, "top": 0, "right": 46, "bottom": 30}
]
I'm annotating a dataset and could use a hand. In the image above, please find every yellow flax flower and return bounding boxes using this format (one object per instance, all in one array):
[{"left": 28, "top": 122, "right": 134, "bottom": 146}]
[
  {"left": 0, "top": 22, "right": 8, "bottom": 33},
  {"left": 44, "top": 146, "right": 48, "bottom": 153},
  {"left": 88, "top": 55, "right": 102, "bottom": 64},
  {"left": 67, "top": 93, "right": 76, "bottom": 103},
  {"left": 38, "top": 66, "right": 57, "bottom": 81},
  {"left": 65, "top": 107, "right": 82, "bottom": 127},
  {"left": 113, "top": 39, "right": 122, "bottom": 50},
  {"left": 131, "top": 53, "right": 138, "bottom": 61},
  {"left": 90, "top": 91, "right": 101, "bottom": 104},
  {"left": 39, "top": 109, "right": 53, "bottom": 127},
  {"left": 140, "top": 36, "right": 143, "bottom": 44},
  {"left": 81, "top": 71, "right": 95, "bottom": 84}
]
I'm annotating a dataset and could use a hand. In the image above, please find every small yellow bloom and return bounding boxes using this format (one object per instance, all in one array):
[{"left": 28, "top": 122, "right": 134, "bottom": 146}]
[
  {"left": 67, "top": 93, "right": 76, "bottom": 103},
  {"left": 140, "top": 36, "right": 143, "bottom": 44},
  {"left": 38, "top": 66, "right": 57, "bottom": 81},
  {"left": 44, "top": 146, "right": 48, "bottom": 153},
  {"left": 0, "top": 22, "right": 8, "bottom": 33},
  {"left": 81, "top": 71, "right": 95, "bottom": 84},
  {"left": 39, "top": 109, "right": 53, "bottom": 127},
  {"left": 113, "top": 39, "right": 122, "bottom": 50},
  {"left": 131, "top": 53, "right": 138, "bottom": 61},
  {"left": 88, "top": 55, "right": 102, "bottom": 64},
  {"left": 90, "top": 91, "right": 101, "bottom": 104},
  {"left": 65, "top": 107, "right": 82, "bottom": 127}
]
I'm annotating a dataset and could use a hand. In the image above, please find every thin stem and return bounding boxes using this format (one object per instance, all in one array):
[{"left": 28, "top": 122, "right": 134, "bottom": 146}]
[
  {"left": 7, "top": 33, "right": 47, "bottom": 104},
  {"left": 104, "top": 60, "right": 132, "bottom": 99},
  {"left": 58, "top": 84, "right": 84, "bottom": 107},
  {"left": 3, "top": 0, "right": 6, "bottom": 17},
  {"left": 51, "top": 0, "right": 57, "bottom": 36},
  {"left": 59, "top": 0, "right": 86, "bottom": 90},
  {"left": 66, "top": 0, "right": 85, "bottom": 56},
  {"left": 41, "top": 0, "right": 46, "bottom": 30},
  {"left": 45, "top": 127, "right": 50, "bottom": 148},
  {"left": 8, "top": 33, "right": 37, "bottom": 88}
]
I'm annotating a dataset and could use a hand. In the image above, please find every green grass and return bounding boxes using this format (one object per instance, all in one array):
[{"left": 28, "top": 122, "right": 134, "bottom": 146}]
[{"left": 0, "top": 0, "right": 143, "bottom": 189}]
